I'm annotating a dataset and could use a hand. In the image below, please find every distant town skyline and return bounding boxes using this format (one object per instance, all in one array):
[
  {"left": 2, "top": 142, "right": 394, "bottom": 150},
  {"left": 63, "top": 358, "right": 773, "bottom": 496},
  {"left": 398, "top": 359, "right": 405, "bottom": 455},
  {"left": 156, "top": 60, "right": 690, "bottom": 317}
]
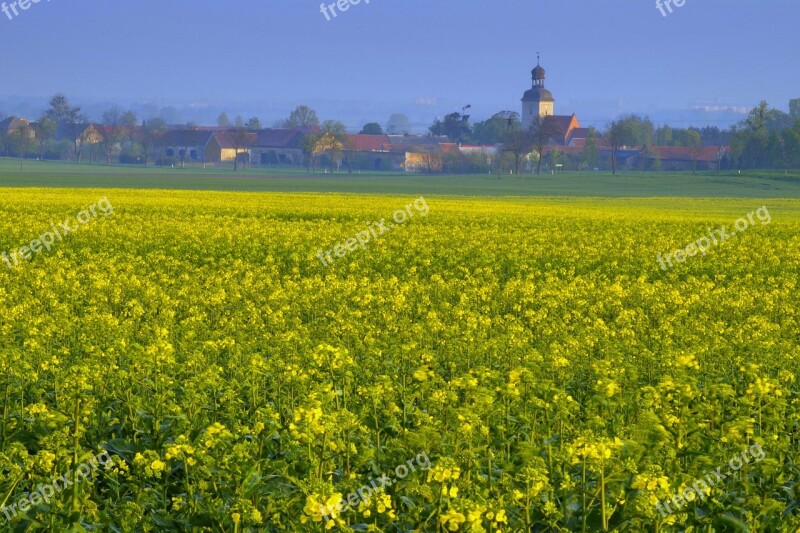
[{"left": 1, "top": 0, "right": 798, "bottom": 131}]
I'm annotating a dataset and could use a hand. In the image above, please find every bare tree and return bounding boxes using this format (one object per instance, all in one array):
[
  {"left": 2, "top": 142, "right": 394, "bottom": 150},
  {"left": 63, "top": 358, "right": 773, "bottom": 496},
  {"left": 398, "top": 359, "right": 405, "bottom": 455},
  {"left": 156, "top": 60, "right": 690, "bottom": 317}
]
[
  {"left": 283, "top": 105, "right": 320, "bottom": 128},
  {"left": 684, "top": 132, "right": 703, "bottom": 175},
  {"left": 101, "top": 107, "right": 124, "bottom": 165},
  {"left": 121, "top": 111, "right": 138, "bottom": 145},
  {"left": 606, "top": 120, "right": 633, "bottom": 175},
  {"left": 313, "top": 132, "right": 345, "bottom": 173},
  {"left": 138, "top": 118, "right": 166, "bottom": 167},
  {"left": 69, "top": 116, "right": 89, "bottom": 163},
  {"left": 11, "top": 122, "right": 33, "bottom": 172},
  {"left": 502, "top": 128, "right": 534, "bottom": 175},
  {"left": 302, "top": 133, "right": 321, "bottom": 172},
  {"left": 32, "top": 116, "right": 56, "bottom": 160},
  {"left": 529, "top": 115, "right": 558, "bottom": 175},
  {"left": 179, "top": 123, "right": 195, "bottom": 169},
  {"left": 227, "top": 126, "right": 256, "bottom": 171}
]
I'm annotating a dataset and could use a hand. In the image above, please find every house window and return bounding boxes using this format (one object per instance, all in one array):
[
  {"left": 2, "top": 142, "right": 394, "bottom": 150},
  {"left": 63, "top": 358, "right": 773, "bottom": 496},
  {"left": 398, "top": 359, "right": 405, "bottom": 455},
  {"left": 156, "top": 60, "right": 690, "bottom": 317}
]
[
  {"left": 166, "top": 149, "right": 174, "bottom": 157},
  {"left": 190, "top": 149, "right": 198, "bottom": 160}
]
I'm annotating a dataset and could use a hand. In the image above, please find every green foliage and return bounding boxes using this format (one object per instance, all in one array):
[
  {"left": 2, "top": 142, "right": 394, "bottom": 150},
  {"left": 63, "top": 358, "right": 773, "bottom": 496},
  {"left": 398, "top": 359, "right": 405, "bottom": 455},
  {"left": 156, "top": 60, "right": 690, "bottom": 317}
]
[
  {"left": 429, "top": 112, "right": 472, "bottom": 143},
  {"left": 473, "top": 112, "right": 520, "bottom": 145},
  {"left": 359, "top": 123, "right": 384, "bottom": 135},
  {"left": 284, "top": 105, "right": 320, "bottom": 129}
]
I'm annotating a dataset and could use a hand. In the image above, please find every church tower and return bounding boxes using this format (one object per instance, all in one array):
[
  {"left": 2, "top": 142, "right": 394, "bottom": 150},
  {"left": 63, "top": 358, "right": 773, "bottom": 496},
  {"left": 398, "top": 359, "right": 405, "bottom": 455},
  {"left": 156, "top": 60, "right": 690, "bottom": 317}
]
[{"left": 521, "top": 55, "right": 555, "bottom": 130}]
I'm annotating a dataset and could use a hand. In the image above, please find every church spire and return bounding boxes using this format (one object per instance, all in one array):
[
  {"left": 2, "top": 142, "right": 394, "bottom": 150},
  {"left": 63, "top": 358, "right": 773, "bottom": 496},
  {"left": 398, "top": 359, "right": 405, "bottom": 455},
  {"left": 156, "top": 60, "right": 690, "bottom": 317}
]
[{"left": 532, "top": 54, "right": 546, "bottom": 88}]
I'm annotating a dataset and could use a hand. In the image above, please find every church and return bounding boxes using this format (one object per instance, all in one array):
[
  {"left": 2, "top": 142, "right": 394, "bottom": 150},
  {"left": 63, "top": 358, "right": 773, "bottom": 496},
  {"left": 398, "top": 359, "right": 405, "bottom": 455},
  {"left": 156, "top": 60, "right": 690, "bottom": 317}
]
[{"left": 521, "top": 56, "right": 590, "bottom": 147}]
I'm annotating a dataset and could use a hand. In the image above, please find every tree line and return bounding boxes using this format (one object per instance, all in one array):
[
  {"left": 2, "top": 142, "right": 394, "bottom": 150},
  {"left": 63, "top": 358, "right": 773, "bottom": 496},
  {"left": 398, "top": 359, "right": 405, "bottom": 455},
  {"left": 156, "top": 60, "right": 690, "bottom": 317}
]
[{"left": 2, "top": 94, "right": 798, "bottom": 172}]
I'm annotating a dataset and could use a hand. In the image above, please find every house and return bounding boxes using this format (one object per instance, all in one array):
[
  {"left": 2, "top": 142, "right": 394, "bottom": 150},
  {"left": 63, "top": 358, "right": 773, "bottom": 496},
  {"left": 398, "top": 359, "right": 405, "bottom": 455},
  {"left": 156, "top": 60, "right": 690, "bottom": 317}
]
[
  {"left": 381, "top": 135, "right": 454, "bottom": 172},
  {"left": 0, "top": 116, "right": 33, "bottom": 137},
  {"left": 159, "top": 129, "right": 254, "bottom": 164},
  {"left": 341, "top": 134, "right": 404, "bottom": 171},
  {"left": 250, "top": 128, "right": 308, "bottom": 166},
  {"left": 160, "top": 130, "right": 215, "bottom": 162},
  {"left": 206, "top": 132, "right": 253, "bottom": 163},
  {"left": 642, "top": 145, "right": 730, "bottom": 171},
  {"left": 540, "top": 114, "right": 581, "bottom": 146},
  {"left": 0, "top": 116, "right": 35, "bottom": 156}
]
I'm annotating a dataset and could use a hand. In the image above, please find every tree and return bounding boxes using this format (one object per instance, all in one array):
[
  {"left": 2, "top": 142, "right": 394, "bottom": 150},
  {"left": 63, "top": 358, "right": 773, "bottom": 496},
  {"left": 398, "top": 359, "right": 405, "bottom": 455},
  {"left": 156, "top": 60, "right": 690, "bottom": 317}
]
[
  {"left": 318, "top": 121, "right": 347, "bottom": 171},
  {"left": 69, "top": 115, "right": 90, "bottom": 163},
  {"left": 101, "top": 107, "right": 124, "bottom": 164},
  {"left": 228, "top": 126, "right": 255, "bottom": 171},
  {"left": 791, "top": 99, "right": 800, "bottom": 120},
  {"left": 745, "top": 101, "right": 770, "bottom": 134},
  {"left": 246, "top": 117, "right": 262, "bottom": 131},
  {"left": 550, "top": 148, "right": 562, "bottom": 172},
  {"left": 695, "top": 126, "right": 733, "bottom": 147},
  {"left": 610, "top": 115, "right": 654, "bottom": 147},
  {"left": 121, "top": 111, "right": 138, "bottom": 144},
  {"left": 0, "top": 130, "right": 10, "bottom": 157},
  {"left": 474, "top": 111, "right": 519, "bottom": 145},
  {"left": 386, "top": 113, "right": 411, "bottom": 135},
  {"left": 11, "top": 121, "right": 33, "bottom": 171},
  {"left": 529, "top": 114, "right": 559, "bottom": 175},
  {"left": 179, "top": 123, "right": 196, "bottom": 169},
  {"left": 283, "top": 105, "right": 320, "bottom": 128},
  {"left": 606, "top": 119, "right": 635, "bottom": 175},
  {"left": 360, "top": 122, "right": 384, "bottom": 135},
  {"left": 733, "top": 101, "right": 772, "bottom": 168},
  {"left": 781, "top": 121, "right": 800, "bottom": 168},
  {"left": 321, "top": 120, "right": 347, "bottom": 136},
  {"left": 32, "top": 116, "right": 56, "bottom": 160},
  {"left": 501, "top": 128, "right": 534, "bottom": 175},
  {"left": 672, "top": 128, "right": 701, "bottom": 148},
  {"left": 429, "top": 111, "right": 472, "bottom": 143},
  {"left": 417, "top": 149, "right": 444, "bottom": 174},
  {"left": 45, "top": 93, "right": 86, "bottom": 162},
  {"left": 139, "top": 118, "right": 167, "bottom": 167},
  {"left": 656, "top": 124, "right": 673, "bottom": 146},
  {"left": 684, "top": 133, "right": 703, "bottom": 175},
  {"left": 581, "top": 127, "right": 599, "bottom": 169},
  {"left": 301, "top": 133, "right": 320, "bottom": 172},
  {"left": 46, "top": 93, "right": 77, "bottom": 124},
  {"left": 218, "top": 113, "right": 232, "bottom": 128}
]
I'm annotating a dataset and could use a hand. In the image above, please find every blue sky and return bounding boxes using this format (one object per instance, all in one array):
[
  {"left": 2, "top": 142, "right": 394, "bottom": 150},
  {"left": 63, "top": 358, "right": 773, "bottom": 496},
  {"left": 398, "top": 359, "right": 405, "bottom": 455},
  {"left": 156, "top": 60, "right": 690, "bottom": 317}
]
[{"left": 0, "top": 0, "right": 797, "bottom": 130}]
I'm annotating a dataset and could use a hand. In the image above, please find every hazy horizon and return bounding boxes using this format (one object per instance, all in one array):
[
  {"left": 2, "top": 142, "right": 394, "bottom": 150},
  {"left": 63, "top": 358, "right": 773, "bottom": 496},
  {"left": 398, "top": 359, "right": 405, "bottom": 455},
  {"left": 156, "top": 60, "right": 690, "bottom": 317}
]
[{"left": 1, "top": 0, "right": 797, "bottom": 132}]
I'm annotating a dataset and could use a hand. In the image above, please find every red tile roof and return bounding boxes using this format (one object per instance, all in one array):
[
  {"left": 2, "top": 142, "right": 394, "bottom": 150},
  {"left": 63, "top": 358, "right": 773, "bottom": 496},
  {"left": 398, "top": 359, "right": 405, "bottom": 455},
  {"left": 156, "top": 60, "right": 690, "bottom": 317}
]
[
  {"left": 345, "top": 134, "right": 390, "bottom": 151},
  {"left": 438, "top": 143, "right": 460, "bottom": 154},
  {"left": 543, "top": 114, "right": 581, "bottom": 144}
]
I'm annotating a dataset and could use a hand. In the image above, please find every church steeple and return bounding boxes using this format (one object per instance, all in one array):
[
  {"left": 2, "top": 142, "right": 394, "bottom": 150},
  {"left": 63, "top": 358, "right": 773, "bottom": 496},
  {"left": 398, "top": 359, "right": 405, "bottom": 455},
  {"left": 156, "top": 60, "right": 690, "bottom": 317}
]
[
  {"left": 521, "top": 53, "right": 555, "bottom": 130},
  {"left": 532, "top": 53, "right": 546, "bottom": 88}
]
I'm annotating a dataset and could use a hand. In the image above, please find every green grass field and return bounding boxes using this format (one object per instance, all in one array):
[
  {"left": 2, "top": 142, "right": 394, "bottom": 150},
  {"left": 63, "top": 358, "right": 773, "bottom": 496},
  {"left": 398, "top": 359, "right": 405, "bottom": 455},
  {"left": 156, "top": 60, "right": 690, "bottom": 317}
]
[{"left": 1, "top": 158, "right": 799, "bottom": 197}]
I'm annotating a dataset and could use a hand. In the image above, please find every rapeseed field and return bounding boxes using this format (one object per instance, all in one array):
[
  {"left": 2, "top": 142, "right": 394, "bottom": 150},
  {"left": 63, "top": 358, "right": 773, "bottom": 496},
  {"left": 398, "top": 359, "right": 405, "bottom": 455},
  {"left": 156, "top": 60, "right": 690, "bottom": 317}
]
[{"left": 1, "top": 189, "right": 799, "bottom": 531}]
